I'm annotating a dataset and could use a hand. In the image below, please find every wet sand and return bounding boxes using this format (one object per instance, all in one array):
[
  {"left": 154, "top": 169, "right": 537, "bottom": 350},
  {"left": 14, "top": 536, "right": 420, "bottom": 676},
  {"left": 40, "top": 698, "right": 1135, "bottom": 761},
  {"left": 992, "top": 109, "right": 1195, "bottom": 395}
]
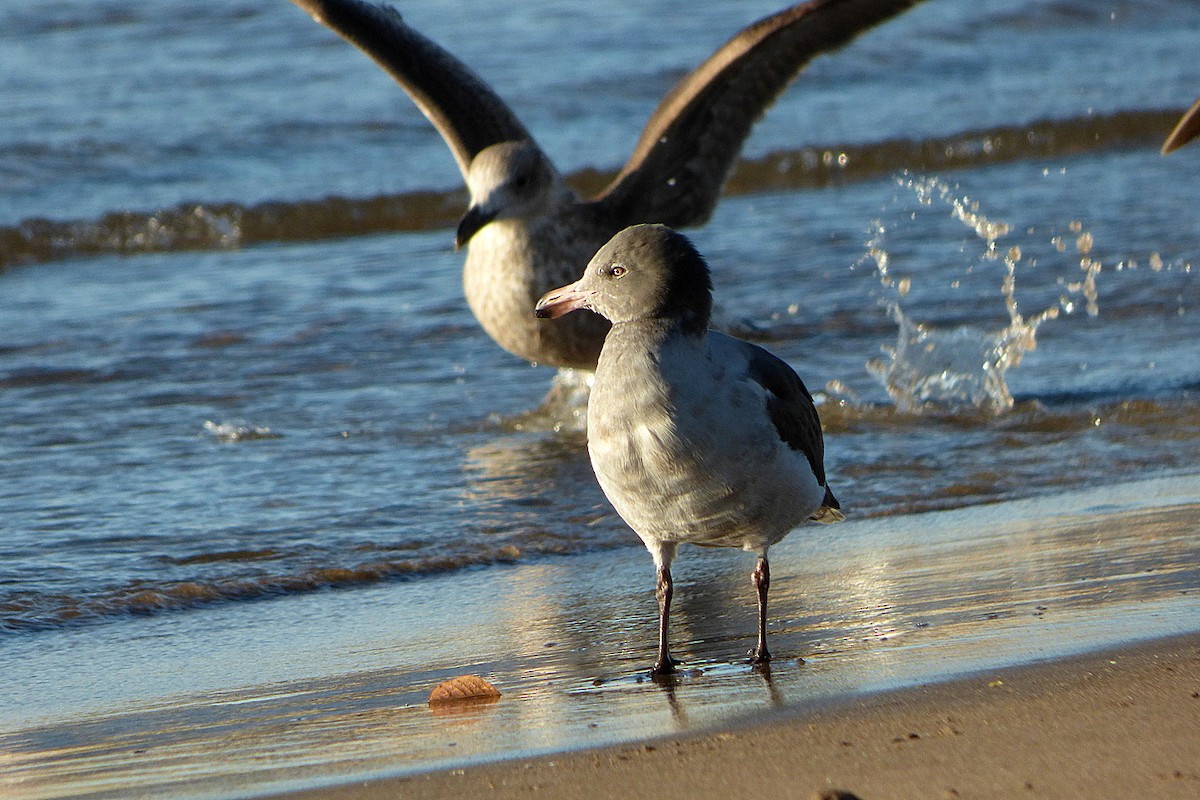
[
  {"left": 3, "top": 475, "right": 1198, "bottom": 800},
  {"left": 268, "top": 632, "right": 1200, "bottom": 800}
]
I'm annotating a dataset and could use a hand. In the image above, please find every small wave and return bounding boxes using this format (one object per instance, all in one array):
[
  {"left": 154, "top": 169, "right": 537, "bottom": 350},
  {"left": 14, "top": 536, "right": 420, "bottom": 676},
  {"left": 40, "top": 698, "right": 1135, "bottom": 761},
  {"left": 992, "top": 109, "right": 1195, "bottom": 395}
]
[
  {"left": 818, "top": 393, "right": 1200, "bottom": 518},
  {"left": 0, "top": 109, "right": 1183, "bottom": 270},
  {"left": 0, "top": 190, "right": 467, "bottom": 270},
  {"left": 0, "top": 367, "right": 118, "bottom": 388},
  {"left": 0, "top": 545, "right": 524, "bottom": 635},
  {"left": 163, "top": 548, "right": 281, "bottom": 566},
  {"left": 818, "top": 395, "right": 1191, "bottom": 435}
]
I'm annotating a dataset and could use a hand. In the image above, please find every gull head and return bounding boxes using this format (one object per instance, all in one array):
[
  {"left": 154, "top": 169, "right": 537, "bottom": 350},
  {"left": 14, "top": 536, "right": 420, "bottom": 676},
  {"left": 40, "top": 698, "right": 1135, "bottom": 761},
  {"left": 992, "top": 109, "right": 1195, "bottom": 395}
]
[
  {"left": 456, "top": 140, "right": 563, "bottom": 248},
  {"left": 536, "top": 224, "right": 712, "bottom": 333}
]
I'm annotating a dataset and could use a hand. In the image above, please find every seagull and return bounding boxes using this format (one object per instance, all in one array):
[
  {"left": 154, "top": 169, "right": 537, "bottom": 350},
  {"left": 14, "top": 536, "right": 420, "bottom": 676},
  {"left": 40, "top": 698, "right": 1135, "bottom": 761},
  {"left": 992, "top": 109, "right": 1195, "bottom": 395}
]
[
  {"left": 289, "top": 0, "right": 922, "bottom": 372},
  {"left": 1162, "top": 97, "right": 1200, "bottom": 154},
  {"left": 535, "top": 224, "right": 842, "bottom": 675}
]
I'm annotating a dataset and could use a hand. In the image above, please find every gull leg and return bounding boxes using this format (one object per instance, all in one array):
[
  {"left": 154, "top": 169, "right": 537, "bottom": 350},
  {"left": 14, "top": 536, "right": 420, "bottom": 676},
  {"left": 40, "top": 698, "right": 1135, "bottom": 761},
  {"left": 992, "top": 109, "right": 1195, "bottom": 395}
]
[
  {"left": 652, "top": 564, "right": 679, "bottom": 675},
  {"left": 749, "top": 555, "right": 771, "bottom": 665}
]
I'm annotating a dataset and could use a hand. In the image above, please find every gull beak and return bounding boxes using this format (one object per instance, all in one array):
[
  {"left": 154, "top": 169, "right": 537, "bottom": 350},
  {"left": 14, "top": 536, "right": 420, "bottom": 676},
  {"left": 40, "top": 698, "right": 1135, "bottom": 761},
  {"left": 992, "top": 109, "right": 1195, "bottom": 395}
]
[
  {"left": 455, "top": 205, "right": 497, "bottom": 249},
  {"left": 534, "top": 281, "right": 595, "bottom": 319}
]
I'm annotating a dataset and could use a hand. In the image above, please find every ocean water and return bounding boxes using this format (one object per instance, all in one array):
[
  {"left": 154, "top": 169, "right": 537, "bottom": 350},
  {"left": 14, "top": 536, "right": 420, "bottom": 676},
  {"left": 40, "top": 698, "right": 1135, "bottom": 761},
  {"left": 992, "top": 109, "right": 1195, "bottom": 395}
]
[{"left": 2, "top": 0, "right": 1199, "bottom": 725}]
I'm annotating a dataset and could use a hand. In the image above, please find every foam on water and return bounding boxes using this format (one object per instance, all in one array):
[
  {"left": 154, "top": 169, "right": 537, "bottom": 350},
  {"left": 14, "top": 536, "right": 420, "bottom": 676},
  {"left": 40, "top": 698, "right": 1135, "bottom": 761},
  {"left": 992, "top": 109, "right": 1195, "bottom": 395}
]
[{"left": 202, "top": 420, "right": 282, "bottom": 443}]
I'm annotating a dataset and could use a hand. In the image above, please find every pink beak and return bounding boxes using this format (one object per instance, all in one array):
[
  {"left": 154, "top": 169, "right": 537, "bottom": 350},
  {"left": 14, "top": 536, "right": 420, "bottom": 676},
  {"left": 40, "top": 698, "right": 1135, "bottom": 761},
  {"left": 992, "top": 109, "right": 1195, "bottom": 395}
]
[{"left": 534, "top": 281, "right": 595, "bottom": 319}]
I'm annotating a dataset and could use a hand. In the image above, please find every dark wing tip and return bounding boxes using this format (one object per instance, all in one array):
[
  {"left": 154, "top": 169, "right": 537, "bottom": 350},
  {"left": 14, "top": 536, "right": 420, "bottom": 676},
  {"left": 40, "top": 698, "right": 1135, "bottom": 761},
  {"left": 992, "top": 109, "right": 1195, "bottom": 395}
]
[
  {"left": 287, "top": 0, "right": 532, "bottom": 174},
  {"left": 1162, "top": 97, "right": 1200, "bottom": 155},
  {"left": 744, "top": 342, "right": 829, "bottom": 486},
  {"left": 822, "top": 485, "right": 840, "bottom": 510},
  {"left": 592, "top": 0, "right": 924, "bottom": 226}
]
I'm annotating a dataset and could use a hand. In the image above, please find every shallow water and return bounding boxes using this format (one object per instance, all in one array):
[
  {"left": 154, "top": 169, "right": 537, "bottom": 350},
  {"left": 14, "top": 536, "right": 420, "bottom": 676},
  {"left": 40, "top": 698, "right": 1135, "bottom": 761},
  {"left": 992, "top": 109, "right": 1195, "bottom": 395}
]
[
  {"left": 2, "top": 479, "right": 1198, "bottom": 800},
  {"left": 2, "top": 0, "right": 1200, "bottom": 793}
]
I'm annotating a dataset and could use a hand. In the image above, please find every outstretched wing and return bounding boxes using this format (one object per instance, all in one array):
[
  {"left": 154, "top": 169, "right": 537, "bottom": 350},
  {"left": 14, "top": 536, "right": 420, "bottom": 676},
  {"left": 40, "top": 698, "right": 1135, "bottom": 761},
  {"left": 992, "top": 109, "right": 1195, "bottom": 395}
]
[
  {"left": 1162, "top": 97, "right": 1200, "bottom": 155},
  {"left": 590, "top": 0, "right": 921, "bottom": 228},
  {"left": 289, "top": 0, "right": 533, "bottom": 177}
]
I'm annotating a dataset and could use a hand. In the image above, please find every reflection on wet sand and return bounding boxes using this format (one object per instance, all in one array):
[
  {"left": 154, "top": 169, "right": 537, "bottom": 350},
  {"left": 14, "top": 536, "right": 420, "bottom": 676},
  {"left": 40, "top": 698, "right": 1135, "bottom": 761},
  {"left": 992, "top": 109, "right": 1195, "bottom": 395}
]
[{"left": 3, "top": 478, "right": 1198, "bottom": 800}]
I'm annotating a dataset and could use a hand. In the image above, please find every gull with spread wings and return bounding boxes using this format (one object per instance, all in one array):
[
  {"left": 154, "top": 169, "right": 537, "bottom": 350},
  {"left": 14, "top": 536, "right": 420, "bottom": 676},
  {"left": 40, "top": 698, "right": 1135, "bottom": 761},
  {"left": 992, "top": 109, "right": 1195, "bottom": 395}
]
[{"left": 288, "top": 0, "right": 922, "bottom": 373}]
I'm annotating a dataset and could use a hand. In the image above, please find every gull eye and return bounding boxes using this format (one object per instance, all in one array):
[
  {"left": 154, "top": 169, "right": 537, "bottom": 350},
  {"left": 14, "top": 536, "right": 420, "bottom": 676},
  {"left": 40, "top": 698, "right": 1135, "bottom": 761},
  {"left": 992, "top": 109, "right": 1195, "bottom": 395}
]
[{"left": 609, "top": 264, "right": 627, "bottom": 278}]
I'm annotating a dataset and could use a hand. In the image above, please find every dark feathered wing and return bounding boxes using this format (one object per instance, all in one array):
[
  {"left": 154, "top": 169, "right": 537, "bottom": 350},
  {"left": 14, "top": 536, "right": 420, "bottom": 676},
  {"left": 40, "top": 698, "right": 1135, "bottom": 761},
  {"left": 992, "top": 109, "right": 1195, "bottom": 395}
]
[
  {"left": 289, "top": 0, "right": 533, "bottom": 177},
  {"left": 1162, "top": 97, "right": 1200, "bottom": 155},
  {"left": 589, "top": 0, "right": 921, "bottom": 228},
  {"left": 745, "top": 343, "right": 841, "bottom": 517}
]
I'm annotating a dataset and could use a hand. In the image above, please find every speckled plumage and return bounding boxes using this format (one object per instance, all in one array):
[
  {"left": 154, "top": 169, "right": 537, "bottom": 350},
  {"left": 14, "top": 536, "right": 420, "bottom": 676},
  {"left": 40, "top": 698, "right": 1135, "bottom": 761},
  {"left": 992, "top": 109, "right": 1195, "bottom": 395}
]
[
  {"left": 289, "top": 0, "right": 922, "bottom": 370},
  {"left": 460, "top": 201, "right": 612, "bottom": 368}
]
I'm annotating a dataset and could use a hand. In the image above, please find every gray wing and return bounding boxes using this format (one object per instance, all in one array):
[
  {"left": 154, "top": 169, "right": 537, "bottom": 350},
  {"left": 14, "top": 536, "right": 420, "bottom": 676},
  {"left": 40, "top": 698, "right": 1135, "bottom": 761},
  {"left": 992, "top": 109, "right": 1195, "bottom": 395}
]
[
  {"left": 588, "top": 0, "right": 922, "bottom": 228},
  {"left": 1162, "top": 97, "right": 1200, "bottom": 155},
  {"left": 744, "top": 342, "right": 829, "bottom": 491},
  {"left": 289, "top": 0, "right": 533, "bottom": 177}
]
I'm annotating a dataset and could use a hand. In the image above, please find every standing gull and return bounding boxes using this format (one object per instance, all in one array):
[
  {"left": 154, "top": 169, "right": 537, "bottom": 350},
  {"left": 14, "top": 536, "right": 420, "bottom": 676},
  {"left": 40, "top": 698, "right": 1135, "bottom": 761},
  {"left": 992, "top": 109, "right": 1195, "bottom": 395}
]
[
  {"left": 289, "top": 0, "right": 922, "bottom": 372},
  {"left": 535, "top": 224, "right": 842, "bottom": 674}
]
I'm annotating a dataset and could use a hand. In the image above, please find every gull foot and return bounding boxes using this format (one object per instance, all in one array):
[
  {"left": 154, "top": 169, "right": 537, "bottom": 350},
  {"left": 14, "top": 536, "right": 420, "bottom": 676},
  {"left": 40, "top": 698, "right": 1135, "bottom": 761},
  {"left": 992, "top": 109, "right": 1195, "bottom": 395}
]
[
  {"left": 651, "top": 654, "right": 682, "bottom": 676},
  {"left": 748, "top": 647, "right": 772, "bottom": 666}
]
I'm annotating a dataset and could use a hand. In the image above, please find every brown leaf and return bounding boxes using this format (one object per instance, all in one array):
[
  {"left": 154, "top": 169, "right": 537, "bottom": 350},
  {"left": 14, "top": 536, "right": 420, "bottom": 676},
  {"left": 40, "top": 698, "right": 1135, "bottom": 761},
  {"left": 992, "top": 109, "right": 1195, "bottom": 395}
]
[{"left": 428, "top": 675, "right": 502, "bottom": 707}]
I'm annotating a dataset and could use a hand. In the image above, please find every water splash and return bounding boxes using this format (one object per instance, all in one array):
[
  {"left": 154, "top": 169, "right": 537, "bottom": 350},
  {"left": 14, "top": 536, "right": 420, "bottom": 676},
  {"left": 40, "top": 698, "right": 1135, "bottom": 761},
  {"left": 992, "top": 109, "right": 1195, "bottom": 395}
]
[
  {"left": 203, "top": 420, "right": 282, "bottom": 443},
  {"left": 863, "top": 175, "right": 1104, "bottom": 414},
  {"left": 500, "top": 368, "right": 593, "bottom": 434}
]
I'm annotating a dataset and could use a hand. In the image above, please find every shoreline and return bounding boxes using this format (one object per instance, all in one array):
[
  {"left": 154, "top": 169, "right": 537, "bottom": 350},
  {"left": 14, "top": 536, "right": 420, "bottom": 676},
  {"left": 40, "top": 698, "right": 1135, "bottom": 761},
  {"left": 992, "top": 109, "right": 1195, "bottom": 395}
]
[
  {"left": 268, "top": 631, "right": 1200, "bottom": 800},
  {"left": 3, "top": 475, "right": 1198, "bottom": 800}
]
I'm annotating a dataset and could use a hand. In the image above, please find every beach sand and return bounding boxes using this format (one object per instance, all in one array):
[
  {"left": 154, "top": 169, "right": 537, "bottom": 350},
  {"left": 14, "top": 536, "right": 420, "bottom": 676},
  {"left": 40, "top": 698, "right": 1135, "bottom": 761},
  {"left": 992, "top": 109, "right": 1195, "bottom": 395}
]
[{"left": 269, "top": 632, "right": 1200, "bottom": 800}]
